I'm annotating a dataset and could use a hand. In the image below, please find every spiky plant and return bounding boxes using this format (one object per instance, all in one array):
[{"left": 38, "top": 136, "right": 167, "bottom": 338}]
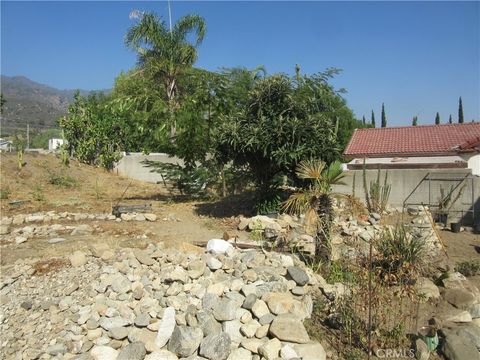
[{"left": 283, "top": 159, "right": 346, "bottom": 261}]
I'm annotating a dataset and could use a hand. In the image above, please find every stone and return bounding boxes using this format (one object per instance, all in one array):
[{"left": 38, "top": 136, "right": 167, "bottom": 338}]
[
  {"left": 15, "top": 236, "right": 27, "bottom": 244},
  {"left": 255, "top": 324, "right": 269, "bottom": 338},
  {"left": 416, "top": 277, "right": 440, "bottom": 300},
  {"left": 135, "top": 313, "right": 151, "bottom": 327},
  {"left": 444, "top": 288, "right": 477, "bottom": 309},
  {"left": 238, "top": 217, "right": 250, "bottom": 231},
  {"left": 292, "top": 342, "right": 327, "bottom": 360},
  {"left": 242, "top": 294, "right": 257, "bottom": 310},
  {"left": 128, "top": 328, "right": 161, "bottom": 353},
  {"left": 133, "top": 249, "right": 155, "bottom": 266},
  {"left": 99, "top": 316, "right": 130, "bottom": 330},
  {"left": 70, "top": 251, "right": 87, "bottom": 267},
  {"left": 207, "top": 239, "right": 234, "bottom": 255},
  {"left": 264, "top": 292, "right": 299, "bottom": 315},
  {"left": 259, "top": 313, "right": 275, "bottom": 325},
  {"left": 269, "top": 314, "right": 310, "bottom": 343},
  {"left": 71, "top": 224, "right": 94, "bottom": 235},
  {"left": 457, "top": 324, "right": 480, "bottom": 350},
  {"left": 20, "top": 300, "right": 32, "bottom": 310},
  {"left": 145, "top": 350, "right": 178, "bottom": 360},
  {"left": 90, "top": 346, "right": 119, "bottom": 360},
  {"left": 145, "top": 213, "right": 158, "bottom": 222},
  {"left": 110, "top": 327, "right": 128, "bottom": 340},
  {"left": 117, "top": 342, "right": 146, "bottom": 360},
  {"left": 223, "top": 320, "right": 243, "bottom": 344},
  {"left": 47, "top": 343, "right": 67, "bottom": 356},
  {"left": 110, "top": 274, "right": 131, "bottom": 294},
  {"left": 227, "top": 348, "right": 252, "bottom": 360},
  {"left": 444, "top": 310, "right": 473, "bottom": 323},
  {"left": 240, "top": 320, "right": 261, "bottom": 338},
  {"left": 280, "top": 345, "right": 298, "bottom": 360},
  {"left": 251, "top": 299, "right": 270, "bottom": 318},
  {"left": 199, "top": 332, "right": 232, "bottom": 360},
  {"left": 167, "top": 325, "right": 203, "bottom": 357},
  {"left": 287, "top": 266, "right": 309, "bottom": 286},
  {"left": 258, "top": 338, "right": 281, "bottom": 360},
  {"left": 442, "top": 333, "right": 479, "bottom": 360},
  {"left": 198, "top": 311, "right": 222, "bottom": 336},
  {"left": 0, "top": 225, "right": 10, "bottom": 235},
  {"left": 415, "top": 339, "right": 429, "bottom": 360},
  {"left": 469, "top": 303, "right": 480, "bottom": 319},
  {"left": 65, "top": 282, "right": 79, "bottom": 296},
  {"left": 207, "top": 257, "right": 223, "bottom": 271},
  {"left": 48, "top": 237, "right": 66, "bottom": 244},
  {"left": 156, "top": 307, "right": 176, "bottom": 348},
  {"left": 213, "top": 298, "right": 237, "bottom": 321}
]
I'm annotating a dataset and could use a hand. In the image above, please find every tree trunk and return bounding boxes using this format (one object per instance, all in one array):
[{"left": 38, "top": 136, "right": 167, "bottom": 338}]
[
  {"left": 166, "top": 78, "right": 177, "bottom": 140},
  {"left": 315, "top": 194, "right": 334, "bottom": 261}
]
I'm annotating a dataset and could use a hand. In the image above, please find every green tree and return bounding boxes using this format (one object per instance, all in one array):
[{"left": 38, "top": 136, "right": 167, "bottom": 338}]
[
  {"left": 435, "top": 112, "right": 440, "bottom": 124},
  {"left": 362, "top": 115, "right": 366, "bottom": 126},
  {"left": 371, "top": 110, "right": 376, "bottom": 128},
  {"left": 0, "top": 93, "right": 5, "bottom": 114},
  {"left": 381, "top": 103, "right": 387, "bottom": 127},
  {"left": 458, "top": 97, "right": 464, "bottom": 123},
  {"left": 125, "top": 11, "right": 206, "bottom": 140},
  {"left": 449, "top": 114, "right": 453, "bottom": 124},
  {"left": 412, "top": 116, "right": 418, "bottom": 126},
  {"left": 283, "top": 159, "right": 345, "bottom": 260}
]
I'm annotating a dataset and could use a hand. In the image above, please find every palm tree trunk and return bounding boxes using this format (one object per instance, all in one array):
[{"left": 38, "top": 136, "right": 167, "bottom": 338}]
[
  {"left": 166, "top": 78, "right": 177, "bottom": 140},
  {"left": 315, "top": 194, "right": 334, "bottom": 261}
]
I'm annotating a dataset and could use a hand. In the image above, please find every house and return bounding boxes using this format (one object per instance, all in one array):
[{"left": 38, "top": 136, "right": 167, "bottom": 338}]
[
  {"left": 344, "top": 122, "right": 480, "bottom": 175},
  {"left": 48, "top": 138, "right": 64, "bottom": 151},
  {"left": 336, "top": 122, "right": 480, "bottom": 224}
]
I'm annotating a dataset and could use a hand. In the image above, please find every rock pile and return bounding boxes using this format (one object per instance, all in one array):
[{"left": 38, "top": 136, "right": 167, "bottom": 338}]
[{"left": 0, "top": 239, "right": 327, "bottom": 360}]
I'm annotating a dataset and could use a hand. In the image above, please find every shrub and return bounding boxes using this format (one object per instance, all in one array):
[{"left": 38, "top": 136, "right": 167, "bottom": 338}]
[
  {"left": 456, "top": 260, "right": 480, "bottom": 277},
  {"left": 363, "top": 165, "right": 391, "bottom": 214},
  {"left": 375, "top": 225, "right": 426, "bottom": 283},
  {"left": 0, "top": 188, "right": 11, "bottom": 200},
  {"left": 47, "top": 169, "right": 78, "bottom": 188},
  {"left": 31, "top": 184, "right": 45, "bottom": 202}
]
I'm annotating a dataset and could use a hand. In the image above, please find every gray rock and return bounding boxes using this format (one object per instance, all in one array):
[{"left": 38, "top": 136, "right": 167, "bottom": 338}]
[
  {"left": 155, "top": 306, "right": 176, "bottom": 348},
  {"left": 292, "top": 342, "right": 327, "bottom": 360},
  {"left": 90, "top": 346, "right": 119, "bottom": 360},
  {"left": 457, "top": 324, "right": 480, "bottom": 350},
  {"left": 415, "top": 338, "right": 429, "bottom": 360},
  {"left": 167, "top": 325, "right": 203, "bottom": 357},
  {"left": 258, "top": 338, "right": 281, "bottom": 360},
  {"left": 259, "top": 313, "right": 275, "bottom": 325},
  {"left": 242, "top": 294, "right": 257, "bottom": 310},
  {"left": 135, "top": 313, "right": 151, "bottom": 327},
  {"left": 416, "top": 277, "right": 440, "bottom": 300},
  {"left": 99, "top": 316, "right": 130, "bottom": 330},
  {"left": 111, "top": 274, "right": 131, "bottom": 294},
  {"left": 251, "top": 300, "right": 270, "bottom": 318},
  {"left": 442, "top": 333, "right": 479, "bottom": 360},
  {"left": 20, "top": 300, "right": 32, "bottom": 310},
  {"left": 269, "top": 314, "right": 310, "bottom": 343},
  {"left": 197, "top": 311, "right": 222, "bottom": 336},
  {"left": 227, "top": 348, "right": 252, "bottom": 360},
  {"left": 199, "top": 332, "right": 232, "bottom": 360},
  {"left": 207, "top": 257, "right": 223, "bottom": 271},
  {"left": 110, "top": 327, "right": 128, "bottom": 340},
  {"left": 117, "top": 342, "right": 146, "bottom": 360},
  {"left": 70, "top": 251, "right": 87, "bottom": 267},
  {"left": 222, "top": 320, "right": 243, "bottom": 344},
  {"left": 287, "top": 266, "right": 309, "bottom": 286},
  {"left": 444, "top": 288, "right": 477, "bottom": 309},
  {"left": 15, "top": 236, "right": 27, "bottom": 244},
  {"left": 134, "top": 249, "right": 155, "bottom": 266},
  {"left": 213, "top": 298, "right": 237, "bottom": 321},
  {"left": 48, "top": 237, "right": 66, "bottom": 244},
  {"left": 47, "top": 343, "right": 67, "bottom": 356}
]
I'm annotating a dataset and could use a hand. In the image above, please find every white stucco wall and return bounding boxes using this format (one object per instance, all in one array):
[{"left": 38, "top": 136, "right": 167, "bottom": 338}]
[{"left": 466, "top": 154, "right": 480, "bottom": 176}]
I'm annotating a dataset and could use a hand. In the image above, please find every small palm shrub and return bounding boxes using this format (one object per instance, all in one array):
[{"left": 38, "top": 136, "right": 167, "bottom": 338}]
[{"left": 375, "top": 225, "right": 426, "bottom": 283}]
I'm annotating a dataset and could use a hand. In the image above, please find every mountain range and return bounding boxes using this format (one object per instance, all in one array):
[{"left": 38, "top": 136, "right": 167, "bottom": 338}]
[{"left": 0, "top": 75, "right": 106, "bottom": 132}]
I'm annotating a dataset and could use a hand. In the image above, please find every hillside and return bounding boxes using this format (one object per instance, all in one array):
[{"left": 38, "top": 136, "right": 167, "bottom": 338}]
[{"left": 0, "top": 75, "right": 106, "bottom": 132}]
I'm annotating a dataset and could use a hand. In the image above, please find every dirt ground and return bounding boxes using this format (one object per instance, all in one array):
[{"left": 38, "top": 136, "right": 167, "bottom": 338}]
[{"left": 0, "top": 153, "right": 241, "bottom": 267}]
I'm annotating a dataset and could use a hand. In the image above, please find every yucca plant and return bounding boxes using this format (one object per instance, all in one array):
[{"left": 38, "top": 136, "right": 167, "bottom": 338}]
[{"left": 283, "top": 159, "right": 346, "bottom": 261}]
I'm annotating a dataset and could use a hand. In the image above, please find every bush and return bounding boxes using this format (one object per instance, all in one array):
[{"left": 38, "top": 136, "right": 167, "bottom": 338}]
[
  {"left": 456, "top": 260, "right": 480, "bottom": 277},
  {"left": 375, "top": 225, "right": 426, "bottom": 283},
  {"left": 47, "top": 169, "right": 78, "bottom": 188},
  {"left": 31, "top": 184, "right": 45, "bottom": 202}
]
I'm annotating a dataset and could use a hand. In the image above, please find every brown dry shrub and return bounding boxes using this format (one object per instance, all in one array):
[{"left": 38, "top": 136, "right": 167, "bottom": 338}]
[{"left": 32, "top": 258, "right": 69, "bottom": 275}]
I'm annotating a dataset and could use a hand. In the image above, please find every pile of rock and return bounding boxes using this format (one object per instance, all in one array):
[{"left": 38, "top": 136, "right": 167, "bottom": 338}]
[{"left": 0, "top": 239, "right": 327, "bottom": 360}]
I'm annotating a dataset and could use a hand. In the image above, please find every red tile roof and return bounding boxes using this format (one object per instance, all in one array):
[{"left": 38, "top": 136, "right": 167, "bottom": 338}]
[{"left": 344, "top": 122, "right": 480, "bottom": 157}]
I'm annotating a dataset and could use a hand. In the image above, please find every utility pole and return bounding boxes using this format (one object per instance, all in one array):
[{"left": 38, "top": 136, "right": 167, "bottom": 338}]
[
  {"left": 168, "top": 0, "right": 172, "bottom": 32},
  {"left": 26, "top": 124, "right": 30, "bottom": 150}
]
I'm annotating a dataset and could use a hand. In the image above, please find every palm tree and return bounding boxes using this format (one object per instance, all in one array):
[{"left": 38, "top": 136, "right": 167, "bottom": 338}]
[
  {"left": 125, "top": 11, "right": 206, "bottom": 139},
  {"left": 283, "top": 159, "right": 346, "bottom": 261}
]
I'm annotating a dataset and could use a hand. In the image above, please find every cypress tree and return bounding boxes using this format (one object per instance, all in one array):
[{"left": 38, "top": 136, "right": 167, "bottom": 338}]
[
  {"left": 362, "top": 115, "right": 366, "bottom": 126},
  {"left": 435, "top": 112, "right": 440, "bottom": 124},
  {"left": 449, "top": 114, "right": 452, "bottom": 124},
  {"left": 412, "top": 116, "right": 418, "bottom": 126},
  {"left": 371, "top": 110, "right": 376, "bottom": 128},
  {"left": 381, "top": 103, "right": 387, "bottom": 127},
  {"left": 458, "top": 97, "right": 464, "bottom": 123}
]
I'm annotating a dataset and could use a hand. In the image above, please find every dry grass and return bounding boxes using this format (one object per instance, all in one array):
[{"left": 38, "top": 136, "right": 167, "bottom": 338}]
[{"left": 32, "top": 257, "right": 70, "bottom": 275}]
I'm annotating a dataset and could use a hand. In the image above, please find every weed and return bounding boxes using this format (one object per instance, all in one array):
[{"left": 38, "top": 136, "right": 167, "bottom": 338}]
[
  {"left": 33, "top": 258, "right": 69, "bottom": 274},
  {"left": 31, "top": 184, "right": 45, "bottom": 202},
  {"left": 93, "top": 177, "right": 104, "bottom": 199},
  {"left": 456, "top": 260, "right": 480, "bottom": 277},
  {"left": 0, "top": 187, "right": 11, "bottom": 200},
  {"left": 363, "top": 163, "right": 391, "bottom": 214},
  {"left": 250, "top": 230, "right": 265, "bottom": 242},
  {"left": 327, "top": 261, "right": 358, "bottom": 285},
  {"left": 47, "top": 169, "right": 78, "bottom": 188}
]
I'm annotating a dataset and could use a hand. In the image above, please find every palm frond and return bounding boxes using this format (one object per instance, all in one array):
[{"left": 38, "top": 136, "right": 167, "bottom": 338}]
[
  {"left": 282, "top": 191, "right": 311, "bottom": 215},
  {"left": 296, "top": 159, "right": 326, "bottom": 180},
  {"left": 322, "top": 160, "right": 346, "bottom": 186},
  {"left": 173, "top": 15, "right": 206, "bottom": 47}
]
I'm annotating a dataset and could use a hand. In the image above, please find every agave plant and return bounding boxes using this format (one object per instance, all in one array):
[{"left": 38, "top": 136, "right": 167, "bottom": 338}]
[{"left": 283, "top": 159, "right": 346, "bottom": 261}]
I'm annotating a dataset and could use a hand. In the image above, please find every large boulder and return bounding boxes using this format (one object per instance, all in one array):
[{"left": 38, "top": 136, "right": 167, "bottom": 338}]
[
  {"left": 199, "top": 332, "right": 232, "bottom": 360},
  {"left": 167, "top": 326, "right": 203, "bottom": 357},
  {"left": 269, "top": 314, "right": 310, "bottom": 343},
  {"left": 442, "top": 333, "right": 480, "bottom": 360}
]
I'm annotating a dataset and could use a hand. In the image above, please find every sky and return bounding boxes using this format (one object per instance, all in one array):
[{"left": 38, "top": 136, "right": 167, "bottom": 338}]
[{"left": 1, "top": 1, "right": 479, "bottom": 126}]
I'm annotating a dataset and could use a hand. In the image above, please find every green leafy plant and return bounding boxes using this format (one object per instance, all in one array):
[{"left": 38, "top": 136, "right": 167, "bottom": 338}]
[
  {"left": 0, "top": 188, "right": 11, "bottom": 200},
  {"left": 46, "top": 169, "right": 78, "bottom": 188},
  {"left": 283, "top": 159, "right": 346, "bottom": 261},
  {"left": 31, "top": 184, "right": 45, "bottom": 202}
]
